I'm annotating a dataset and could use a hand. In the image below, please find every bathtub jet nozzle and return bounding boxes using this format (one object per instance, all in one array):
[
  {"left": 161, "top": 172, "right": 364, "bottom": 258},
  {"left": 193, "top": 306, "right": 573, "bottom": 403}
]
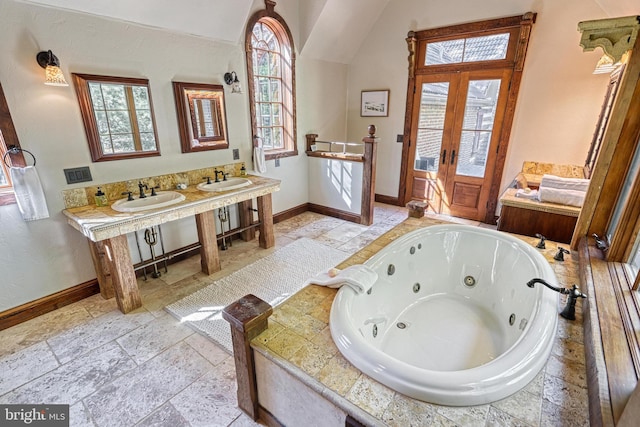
[{"left": 526, "top": 278, "right": 586, "bottom": 320}]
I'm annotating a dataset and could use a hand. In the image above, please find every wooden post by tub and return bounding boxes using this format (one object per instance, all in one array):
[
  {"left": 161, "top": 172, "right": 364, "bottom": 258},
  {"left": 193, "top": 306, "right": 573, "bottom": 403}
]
[
  {"left": 361, "top": 125, "right": 378, "bottom": 226},
  {"left": 222, "top": 294, "right": 273, "bottom": 420},
  {"left": 195, "top": 211, "right": 221, "bottom": 275}
]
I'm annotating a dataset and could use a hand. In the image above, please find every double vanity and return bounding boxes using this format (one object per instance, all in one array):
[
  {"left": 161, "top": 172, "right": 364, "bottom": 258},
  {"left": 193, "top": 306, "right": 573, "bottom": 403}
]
[{"left": 63, "top": 174, "right": 280, "bottom": 313}]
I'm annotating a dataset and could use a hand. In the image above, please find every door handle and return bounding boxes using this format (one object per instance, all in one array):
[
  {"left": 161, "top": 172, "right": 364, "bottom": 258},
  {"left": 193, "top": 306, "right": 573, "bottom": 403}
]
[
  {"left": 450, "top": 149, "right": 456, "bottom": 165},
  {"left": 442, "top": 150, "right": 447, "bottom": 164}
]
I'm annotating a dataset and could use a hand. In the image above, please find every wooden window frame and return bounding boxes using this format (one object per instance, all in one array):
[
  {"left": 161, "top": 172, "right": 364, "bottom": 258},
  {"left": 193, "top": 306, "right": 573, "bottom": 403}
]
[
  {"left": 0, "top": 82, "right": 25, "bottom": 206},
  {"left": 72, "top": 74, "right": 161, "bottom": 162},
  {"left": 245, "top": 0, "right": 297, "bottom": 160}
]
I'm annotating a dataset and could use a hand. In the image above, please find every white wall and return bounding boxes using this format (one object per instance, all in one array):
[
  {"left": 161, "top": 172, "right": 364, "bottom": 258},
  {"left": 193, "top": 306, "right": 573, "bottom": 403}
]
[
  {"left": 308, "top": 158, "right": 363, "bottom": 215},
  {"left": 0, "top": 0, "right": 348, "bottom": 311},
  {"left": 345, "top": 0, "right": 613, "bottom": 200}
]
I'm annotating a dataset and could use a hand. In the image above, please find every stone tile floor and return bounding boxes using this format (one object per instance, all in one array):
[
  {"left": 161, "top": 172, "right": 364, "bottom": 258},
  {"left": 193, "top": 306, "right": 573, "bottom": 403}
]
[{"left": 0, "top": 203, "right": 588, "bottom": 426}]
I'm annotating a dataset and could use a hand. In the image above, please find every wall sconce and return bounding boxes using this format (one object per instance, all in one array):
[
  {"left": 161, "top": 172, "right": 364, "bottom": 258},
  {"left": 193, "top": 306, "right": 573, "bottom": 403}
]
[
  {"left": 36, "top": 50, "right": 69, "bottom": 86},
  {"left": 224, "top": 71, "right": 242, "bottom": 94}
]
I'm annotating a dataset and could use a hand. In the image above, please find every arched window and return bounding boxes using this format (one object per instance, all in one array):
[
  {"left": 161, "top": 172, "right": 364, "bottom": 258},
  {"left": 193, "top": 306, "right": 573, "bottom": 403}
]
[{"left": 246, "top": 0, "right": 297, "bottom": 159}]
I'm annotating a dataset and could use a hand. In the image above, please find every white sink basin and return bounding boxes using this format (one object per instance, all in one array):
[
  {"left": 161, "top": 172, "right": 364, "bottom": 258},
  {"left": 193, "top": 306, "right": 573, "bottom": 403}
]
[
  {"left": 197, "top": 177, "right": 252, "bottom": 192},
  {"left": 111, "top": 191, "right": 186, "bottom": 212}
]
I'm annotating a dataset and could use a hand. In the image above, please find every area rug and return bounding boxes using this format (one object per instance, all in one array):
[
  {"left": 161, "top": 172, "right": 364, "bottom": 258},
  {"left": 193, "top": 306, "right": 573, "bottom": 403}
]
[{"left": 165, "top": 238, "right": 348, "bottom": 353}]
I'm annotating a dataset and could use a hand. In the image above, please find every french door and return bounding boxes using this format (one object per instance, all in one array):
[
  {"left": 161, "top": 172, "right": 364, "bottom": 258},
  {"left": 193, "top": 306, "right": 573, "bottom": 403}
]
[{"left": 406, "top": 68, "right": 512, "bottom": 221}]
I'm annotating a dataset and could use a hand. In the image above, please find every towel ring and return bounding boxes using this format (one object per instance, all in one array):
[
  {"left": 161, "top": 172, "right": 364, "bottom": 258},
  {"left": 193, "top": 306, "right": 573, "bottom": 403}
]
[{"left": 3, "top": 146, "right": 36, "bottom": 167}]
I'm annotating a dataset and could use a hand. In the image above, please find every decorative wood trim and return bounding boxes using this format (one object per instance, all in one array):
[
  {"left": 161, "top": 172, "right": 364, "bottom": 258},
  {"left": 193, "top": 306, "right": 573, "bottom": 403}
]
[
  {"left": 578, "top": 16, "right": 640, "bottom": 63},
  {"left": 305, "top": 151, "right": 364, "bottom": 162},
  {"left": 580, "top": 236, "right": 640, "bottom": 425},
  {"left": 308, "top": 203, "right": 361, "bottom": 224},
  {"left": 0, "top": 280, "right": 99, "bottom": 331},
  {"left": 0, "top": 81, "right": 25, "bottom": 206},
  {"left": 579, "top": 237, "right": 614, "bottom": 427},
  {"left": 486, "top": 13, "right": 536, "bottom": 223},
  {"left": 399, "top": 31, "right": 418, "bottom": 206},
  {"left": 273, "top": 203, "right": 309, "bottom": 223},
  {"left": 572, "top": 18, "right": 640, "bottom": 250},
  {"left": 222, "top": 294, "right": 273, "bottom": 420},
  {"left": 375, "top": 194, "right": 400, "bottom": 206},
  {"left": 399, "top": 13, "right": 536, "bottom": 222}
]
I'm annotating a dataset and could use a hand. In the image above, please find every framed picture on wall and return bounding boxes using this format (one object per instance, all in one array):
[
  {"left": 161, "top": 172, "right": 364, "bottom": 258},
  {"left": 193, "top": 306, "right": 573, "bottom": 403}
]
[{"left": 361, "top": 90, "right": 390, "bottom": 117}]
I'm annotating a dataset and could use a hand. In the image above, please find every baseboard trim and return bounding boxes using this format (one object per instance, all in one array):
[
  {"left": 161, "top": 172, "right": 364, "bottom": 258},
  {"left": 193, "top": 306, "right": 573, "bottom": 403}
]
[
  {"left": 0, "top": 202, "right": 334, "bottom": 331},
  {"left": 273, "top": 203, "right": 310, "bottom": 223},
  {"left": 375, "top": 193, "right": 401, "bottom": 206},
  {"left": 0, "top": 279, "right": 100, "bottom": 331},
  {"left": 308, "top": 203, "right": 361, "bottom": 223}
]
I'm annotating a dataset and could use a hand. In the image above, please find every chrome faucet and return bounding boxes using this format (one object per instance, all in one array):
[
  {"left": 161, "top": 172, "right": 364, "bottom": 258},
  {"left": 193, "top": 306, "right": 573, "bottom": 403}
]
[
  {"left": 526, "top": 278, "right": 586, "bottom": 320},
  {"left": 138, "top": 181, "right": 148, "bottom": 198}
]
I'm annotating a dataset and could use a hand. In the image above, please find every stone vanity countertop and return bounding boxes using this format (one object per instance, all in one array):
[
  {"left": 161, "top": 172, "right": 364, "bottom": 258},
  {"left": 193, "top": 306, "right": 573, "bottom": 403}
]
[
  {"left": 62, "top": 175, "right": 280, "bottom": 242},
  {"left": 251, "top": 216, "right": 583, "bottom": 426}
]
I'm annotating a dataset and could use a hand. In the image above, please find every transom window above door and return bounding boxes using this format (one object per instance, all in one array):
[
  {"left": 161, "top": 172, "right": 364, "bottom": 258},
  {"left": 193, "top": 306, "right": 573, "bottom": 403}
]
[{"left": 425, "top": 33, "right": 511, "bottom": 65}]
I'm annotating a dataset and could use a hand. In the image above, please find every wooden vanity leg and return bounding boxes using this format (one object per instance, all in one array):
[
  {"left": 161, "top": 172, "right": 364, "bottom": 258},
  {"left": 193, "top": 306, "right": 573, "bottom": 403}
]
[
  {"left": 196, "top": 211, "right": 221, "bottom": 275},
  {"left": 102, "top": 235, "right": 141, "bottom": 313},
  {"left": 88, "top": 240, "right": 115, "bottom": 299},
  {"left": 239, "top": 200, "right": 256, "bottom": 242},
  {"left": 257, "top": 194, "right": 275, "bottom": 249}
]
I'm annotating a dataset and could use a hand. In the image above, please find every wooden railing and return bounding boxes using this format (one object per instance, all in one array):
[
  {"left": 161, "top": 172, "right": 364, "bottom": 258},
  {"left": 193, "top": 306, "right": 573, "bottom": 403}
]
[{"left": 305, "top": 125, "right": 377, "bottom": 226}]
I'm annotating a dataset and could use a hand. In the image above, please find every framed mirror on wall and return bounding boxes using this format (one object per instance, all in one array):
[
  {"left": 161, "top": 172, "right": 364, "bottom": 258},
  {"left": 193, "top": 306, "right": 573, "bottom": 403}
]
[
  {"left": 72, "top": 74, "right": 160, "bottom": 162},
  {"left": 172, "top": 82, "right": 229, "bottom": 153}
]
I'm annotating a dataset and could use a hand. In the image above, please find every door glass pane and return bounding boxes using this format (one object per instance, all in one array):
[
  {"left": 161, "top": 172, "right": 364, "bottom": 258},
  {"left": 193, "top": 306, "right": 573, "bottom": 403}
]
[
  {"left": 415, "top": 82, "right": 449, "bottom": 172},
  {"left": 456, "top": 79, "right": 501, "bottom": 177}
]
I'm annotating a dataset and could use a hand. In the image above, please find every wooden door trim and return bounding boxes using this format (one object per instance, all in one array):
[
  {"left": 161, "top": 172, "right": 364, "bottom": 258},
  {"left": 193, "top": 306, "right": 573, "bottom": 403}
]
[{"left": 399, "top": 13, "right": 536, "bottom": 222}]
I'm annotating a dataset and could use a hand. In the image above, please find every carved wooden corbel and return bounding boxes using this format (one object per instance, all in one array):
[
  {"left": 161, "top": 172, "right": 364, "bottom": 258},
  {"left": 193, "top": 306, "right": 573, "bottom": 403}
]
[{"left": 578, "top": 16, "right": 640, "bottom": 63}]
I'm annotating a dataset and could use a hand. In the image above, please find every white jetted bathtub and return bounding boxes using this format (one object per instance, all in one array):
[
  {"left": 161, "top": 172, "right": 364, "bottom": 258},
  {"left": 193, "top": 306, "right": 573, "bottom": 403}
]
[{"left": 330, "top": 224, "right": 558, "bottom": 406}]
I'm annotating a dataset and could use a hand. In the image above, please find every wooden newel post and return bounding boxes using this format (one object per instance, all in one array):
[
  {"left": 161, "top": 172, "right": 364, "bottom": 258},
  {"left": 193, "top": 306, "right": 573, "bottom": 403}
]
[
  {"left": 361, "top": 125, "right": 378, "bottom": 226},
  {"left": 222, "top": 294, "right": 273, "bottom": 420}
]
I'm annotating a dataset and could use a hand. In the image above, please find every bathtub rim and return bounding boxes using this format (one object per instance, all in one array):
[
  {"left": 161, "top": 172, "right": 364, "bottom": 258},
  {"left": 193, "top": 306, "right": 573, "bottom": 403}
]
[{"left": 329, "top": 223, "right": 559, "bottom": 406}]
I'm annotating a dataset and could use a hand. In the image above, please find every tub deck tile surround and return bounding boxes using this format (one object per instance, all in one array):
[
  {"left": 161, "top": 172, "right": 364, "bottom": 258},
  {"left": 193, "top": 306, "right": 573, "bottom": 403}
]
[
  {"left": 0, "top": 205, "right": 585, "bottom": 426},
  {"left": 251, "top": 216, "right": 589, "bottom": 426}
]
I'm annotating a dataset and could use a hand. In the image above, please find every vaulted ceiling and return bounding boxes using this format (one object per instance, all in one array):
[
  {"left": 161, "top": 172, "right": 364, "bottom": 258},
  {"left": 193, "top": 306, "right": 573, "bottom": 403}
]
[{"left": 17, "top": 0, "right": 393, "bottom": 64}]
